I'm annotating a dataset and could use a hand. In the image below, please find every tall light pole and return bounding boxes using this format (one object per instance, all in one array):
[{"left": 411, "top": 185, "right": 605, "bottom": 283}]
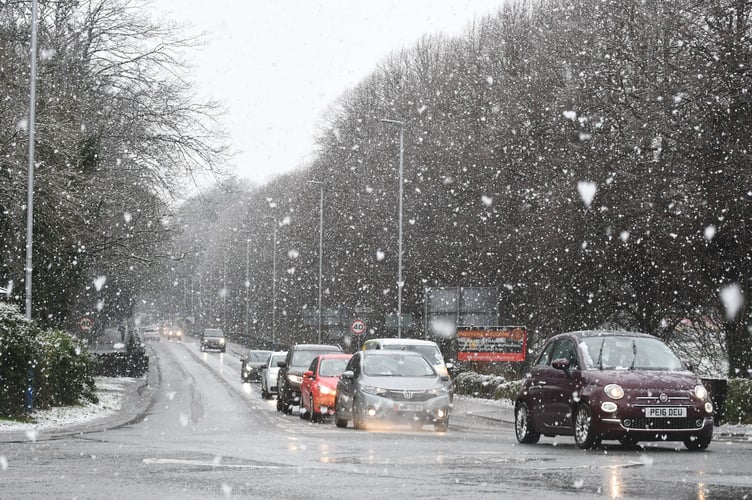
[
  {"left": 25, "top": 0, "right": 39, "bottom": 319},
  {"left": 308, "top": 181, "right": 324, "bottom": 343},
  {"left": 245, "top": 238, "right": 251, "bottom": 340},
  {"left": 265, "top": 217, "right": 278, "bottom": 347},
  {"left": 381, "top": 118, "right": 405, "bottom": 338}
]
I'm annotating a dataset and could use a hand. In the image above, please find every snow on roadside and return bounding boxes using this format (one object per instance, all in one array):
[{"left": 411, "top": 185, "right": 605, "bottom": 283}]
[{"left": 0, "top": 376, "right": 138, "bottom": 434}]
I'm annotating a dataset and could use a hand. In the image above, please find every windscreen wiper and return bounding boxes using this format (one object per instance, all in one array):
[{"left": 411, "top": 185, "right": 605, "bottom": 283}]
[
  {"left": 597, "top": 339, "right": 605, "bottom": 370},
  {"left": 629, "top": 339, "right": 637, "bottom": 370}
]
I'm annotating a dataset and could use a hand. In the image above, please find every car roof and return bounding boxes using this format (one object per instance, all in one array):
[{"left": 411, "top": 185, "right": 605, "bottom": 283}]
[
  {"left": 364, "top": 338, "right": 439, "bottom": 346},
  {"left": 361, "top": 349, "right": 425, "bottom": 358},
  {"left": 559, "top": 330, "right": 655, "bottom": 341},
  {"left": 314, "top": 353, "right": 352, "bottom": 360},
  {"left": 291, "top": 343, "right": 342, "bottom": 351}
]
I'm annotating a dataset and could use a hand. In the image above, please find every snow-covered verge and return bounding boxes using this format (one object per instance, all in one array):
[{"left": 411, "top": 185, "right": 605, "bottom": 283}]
[{"left": 0, "top": 376, "right": 140, "bottom": 436}]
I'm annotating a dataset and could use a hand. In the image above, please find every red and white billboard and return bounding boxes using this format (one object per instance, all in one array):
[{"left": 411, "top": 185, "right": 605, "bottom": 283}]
[{"left": 456, "top": 326, "right": 527, "bottom": 362}]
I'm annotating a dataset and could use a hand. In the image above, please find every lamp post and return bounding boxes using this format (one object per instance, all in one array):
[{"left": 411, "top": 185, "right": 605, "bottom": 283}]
[
  {"left": 381, "top": 118, "right": 405, "bottom": 338},
  {"left": 265, "top": 217, "right": 278, "bottom": 347},
  {"left": 308, "top": 180, "right": 324, "bottom": 343},
  {"left": 245, "top": 238, "right": 251, "bottom": 339},
  {"left": 25, "top": 0, "right": 39, "bottom": 320}
]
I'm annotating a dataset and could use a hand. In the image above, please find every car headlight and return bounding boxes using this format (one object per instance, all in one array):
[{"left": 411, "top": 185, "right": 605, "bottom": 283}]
[
  {"left": 288, "top": 374, "right": 302, "bottom": 384},
  {"left": 694, "top": 385, "right": 708, "bottom": 401},
  {"left": 429, "top": 385, "right": 450, "bottom": 395},
  {"left": 604, "top": 384, "right": 624, "bottom": 400},
  {"left": 361, "top": 384, "right": 387, "bottom": 396},
  {"left": 319, "top": 385, "right": 335, "bottom": 395},
  {"left": 219, "top": 338, "right": 225, "bottom": 345}
]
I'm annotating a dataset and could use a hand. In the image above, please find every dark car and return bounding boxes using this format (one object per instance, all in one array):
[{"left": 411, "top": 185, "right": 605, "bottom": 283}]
[
  {"left": 514, "top": 330, "right": 714, "bottom": 450},
  {"left": 276, "top": 343, "right": 342, "bottom": 414},
  {"left": 200, "top": 328, "right": 226, "bottom": 353},
  {"left": 241, "top": 349, "right": 272, "bottom": 382},
  {"left": 333, "top": 350, "right": 452, "bottom": 431}
]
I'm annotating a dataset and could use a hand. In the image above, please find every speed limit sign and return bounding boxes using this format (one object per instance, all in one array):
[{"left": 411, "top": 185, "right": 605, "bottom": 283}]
[{"left": 350, "top": 319, "right": 366, "bottom": 336}]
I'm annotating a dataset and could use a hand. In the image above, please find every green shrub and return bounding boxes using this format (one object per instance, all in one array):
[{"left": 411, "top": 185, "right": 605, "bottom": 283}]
[
  {"left": 0, "top": 304, "right": 37, "bottom": 417},
  {"left": 722, "top": 378, "right": 752, "bottom": 425},
  {"left": 0, "top": 303, "right": 98, "bottom": 418},
  {"left": 454, "top": 371, "right": 523, "bottom": 400},
  {"left": 35, "top": 329, "right": 98, "bottom": 408}
]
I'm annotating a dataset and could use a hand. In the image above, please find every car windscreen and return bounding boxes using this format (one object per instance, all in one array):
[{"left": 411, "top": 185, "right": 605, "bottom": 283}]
[
  {"left": 247, "top": 351, "right": 271, "bottom": 362},
  {"left": 318, "top": 358, "right": 349, "bottom": 377},
  {"left": 270, "top": 354, "right": 286, "bottom": 366},
  {"left": 291, "top": 350, "right": 335, "bottom": 368},
  {"left": 581, "top": 336, "right": 684, "bottom": 371},
  {"left": 203, "top": 329, "right": 223, "bottom": 337},
  {"left": 364, "top": 355, "right": 436, "bottom": 377}
]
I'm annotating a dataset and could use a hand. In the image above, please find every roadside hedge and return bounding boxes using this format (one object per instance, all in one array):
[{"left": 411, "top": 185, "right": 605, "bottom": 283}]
[
  {"left": 453, "top": 371, "right": 524, "bottom": 401},
  {"left": 722, "top": 379, "right": 752, "bottom": 425},
  {"left": 0, "top": 303, "right": 97, "bottom": 418}
]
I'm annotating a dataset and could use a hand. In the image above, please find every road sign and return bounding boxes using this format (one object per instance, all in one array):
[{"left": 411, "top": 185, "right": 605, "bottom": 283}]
[
  {"left": 350, "top": 319, "right": 366, "bottom": 335},
  {"left": 78, "top": 316, "right": 94, "bottom": 333}
]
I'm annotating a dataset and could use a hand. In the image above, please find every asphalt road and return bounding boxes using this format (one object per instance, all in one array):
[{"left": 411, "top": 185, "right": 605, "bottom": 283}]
[{"left": 1, "top": 337, "right": 751, "bottom": 499}]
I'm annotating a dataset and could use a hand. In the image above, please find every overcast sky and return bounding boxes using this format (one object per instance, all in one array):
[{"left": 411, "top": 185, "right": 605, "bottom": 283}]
[{"left": 150, "top": 0, "right": 506, "bottom": 186}]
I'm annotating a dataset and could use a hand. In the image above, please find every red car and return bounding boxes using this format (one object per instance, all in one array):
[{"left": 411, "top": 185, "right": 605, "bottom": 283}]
[
  {"left": 514, "top": 330, "right": 714, "bottom": 450},
  {"left": 300, "top": 353, "right": 352, "bottom": 422}
]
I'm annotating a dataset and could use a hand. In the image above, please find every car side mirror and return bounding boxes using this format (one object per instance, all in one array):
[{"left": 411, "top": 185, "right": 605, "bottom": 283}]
[
  {"left": 277, "top": 361, "right": 287, "bottom": 368},
  {"left": 683, "top": 360, "right": 694, "bottom": 371},
  {"left": 303, "top": 370, "right": 314, "bottom": 379},
  {"left": 551, "top": 358, "right": 571, "bottom": 371},
  {"left": 340, "top": 370, "right": 354, "bottom": 379},
  {"left": 445, "top": 362, "right": 454, "bottom": 371}
]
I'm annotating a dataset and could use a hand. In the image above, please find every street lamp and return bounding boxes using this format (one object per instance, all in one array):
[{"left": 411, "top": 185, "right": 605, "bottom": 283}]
[
  {"left": 265, "top": 217, "right": 278, "bottom": 347},
  {"left": 245, "top": 238, "right": 251, "bottom": 340},
  {"left": 381, "top": 118, "right": 405, "bottom": 338},
  {"left": 25, "top": 0, "right": 39, "bottom": 320},
  {"left": 307, "top": 181, "right": 325, "bottom": 343}
]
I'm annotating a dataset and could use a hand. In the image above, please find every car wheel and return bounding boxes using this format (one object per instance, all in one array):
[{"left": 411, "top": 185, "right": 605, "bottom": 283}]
[
  {"left": 276, "top": 395, "right": 284, "bottom": 412},
  {"left": 684, "top": 436, "right": 711, "bottom": 451},
  {"left": 410, "top": 419, "right": 423, "bottom": 431},
  {"left": 299, "top": 404, "right": 308, "bottom": 420},
  {"left": 310, "top": 396, "right": 320, "bottom": 423},
  {"left": 353, "top": 399, "right": 366, "bottom": 430},
  {"left": 514, "top": 402, "right": 541, "bottom": 444},
  {"left": 334, "top": 395, "right": 348, "bottom": 428},
  {"left": 574, "top": 404, "right": 601, "bottom": 449},
  {"left": 434, "top": 419, "right": 449, "bottom": 432}
]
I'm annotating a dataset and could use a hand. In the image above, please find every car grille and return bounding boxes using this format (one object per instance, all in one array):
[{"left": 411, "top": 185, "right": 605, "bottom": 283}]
[
  {"left": 383, "top": 389, "right": 434, "bottom": 402},
  {"left": 622, "top": 417, "right": 703, "bottom": 430}
]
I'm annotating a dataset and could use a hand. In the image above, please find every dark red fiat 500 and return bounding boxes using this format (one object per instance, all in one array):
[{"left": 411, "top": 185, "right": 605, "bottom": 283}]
[{"left": 514, "top": 330, "right": 714, "bottom": 450}]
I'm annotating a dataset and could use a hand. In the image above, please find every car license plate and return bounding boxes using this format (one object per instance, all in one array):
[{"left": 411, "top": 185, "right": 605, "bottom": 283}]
[
  {"left": 399, "top": 403, "right": 423, "bottom": 412},
  {"left": 645, "top": 407, "right": 686, "bottom": 418}
]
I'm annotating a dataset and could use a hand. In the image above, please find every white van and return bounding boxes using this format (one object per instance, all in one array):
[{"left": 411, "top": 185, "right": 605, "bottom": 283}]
[{"left": 361, "top": 338, "right": 451, "bottom": 377}]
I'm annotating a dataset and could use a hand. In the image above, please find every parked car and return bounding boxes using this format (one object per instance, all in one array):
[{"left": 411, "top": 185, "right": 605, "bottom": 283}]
[
  {"left": 334, "top": 350, "right": 452, "bottom": 431},
  {"left": 241, "top": 349, "right": 272, "bottom": 382},
  {"left": 514, "top": 330, "right": 715, "bottom": 450},
  {"left": 200, "top": 328, "right": 226, "bottom": 352},
  {"left": 142, "top": 326, "right": 160, "bottom": 342},
  {"left": 299, "top": 353, "right": 352, "bottom": 422},
  {"left": 277, "top": 343, "right": 342, "bottom": 414},
  {"left": 261, "top": 351, "right": 287, "bottom": 399}
]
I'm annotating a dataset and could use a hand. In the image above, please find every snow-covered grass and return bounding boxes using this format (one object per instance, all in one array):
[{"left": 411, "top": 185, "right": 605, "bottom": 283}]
[{"left": 0, "top": 376, "right": 139, "bottom": 435}]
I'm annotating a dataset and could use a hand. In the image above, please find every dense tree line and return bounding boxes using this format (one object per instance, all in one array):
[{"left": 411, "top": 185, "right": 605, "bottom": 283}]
[
  {"left": 68, "top": 0, "right": 752, "bottom": 376},
  {"left": 0, "top": 0, "right": 226, "bottom": 332}
]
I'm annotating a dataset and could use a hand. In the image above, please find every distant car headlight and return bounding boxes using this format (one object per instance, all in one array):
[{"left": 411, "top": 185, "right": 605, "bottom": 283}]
[
  {"left": 319, "top": 385, "right": 335, "bottom": 395},
  {"left": 219, "top": 338, "right": 225, "bottom": 345},
  {"left": 694, "top": 385, "right": 708, "bottom": 401},
  {"left": 604, "top": 384, "right": 624, "bottom": 400},
  {"left": 361, "top": 384, "right": 387, "bottom": 396},
  {"left": 288, "top": 374, "right": 302, "bottom": 384}
]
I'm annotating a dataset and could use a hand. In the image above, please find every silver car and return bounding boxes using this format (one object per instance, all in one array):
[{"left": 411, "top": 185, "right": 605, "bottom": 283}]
[
  {"left": 334, "top": 350, "right": 452, "bottom": 432},
  {"left": 260, "top": 351, "right": 287, "bottom": 399}
]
